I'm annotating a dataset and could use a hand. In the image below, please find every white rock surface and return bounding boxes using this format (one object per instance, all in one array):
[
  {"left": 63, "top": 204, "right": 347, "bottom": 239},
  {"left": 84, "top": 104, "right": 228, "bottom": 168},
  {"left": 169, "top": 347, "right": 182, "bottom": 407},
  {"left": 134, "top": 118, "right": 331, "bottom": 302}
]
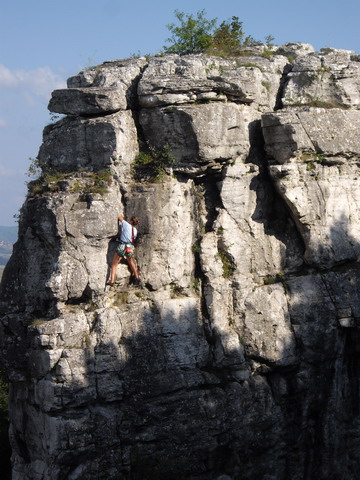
[{"left": 283, "top": 49, "right": 360, "bottom": 108}]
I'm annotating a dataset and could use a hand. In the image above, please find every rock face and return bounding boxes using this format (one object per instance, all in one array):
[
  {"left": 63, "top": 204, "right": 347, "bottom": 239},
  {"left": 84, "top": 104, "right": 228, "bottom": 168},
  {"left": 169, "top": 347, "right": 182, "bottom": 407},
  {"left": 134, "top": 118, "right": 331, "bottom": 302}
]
[{"left": 2, "top": 44, "right": 360, "bottom": 480}]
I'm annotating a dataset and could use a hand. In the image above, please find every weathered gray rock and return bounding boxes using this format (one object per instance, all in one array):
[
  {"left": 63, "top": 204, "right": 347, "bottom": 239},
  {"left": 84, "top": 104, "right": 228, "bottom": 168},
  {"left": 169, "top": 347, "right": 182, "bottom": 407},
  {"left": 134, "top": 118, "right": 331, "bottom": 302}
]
[
  {"left": 67, "top": 58, "right": 147, "bottom": 89},
  {"left": 38, "top": 110, "right": 138, "bottom": 178},
  {"left": 268, "top": 161, "right": 360, "bottom": 268},
  {"left": 67, "top": 57, "right": 147, "bottom": 110},
  {"left": 48, "top": 87, "right": 127, "bottom": 115},
  {"left": 262, "top": 108, "right": 360, "bottom": 268},
  {"left": 282, "top": 49, "right": 360, "bottom": 109},
  {"left": 138, "top": 54, "right": 288, "bottom": 110},
  {"left": 1, "top": 184, "right": 122, "bottom": 312},
  {"left": 275, "top": 42, "right": 315, "bottom": 57},
  {"left": 124, "top": 178, "right": 196, "bottom": 290},
  {"left": 243, "top": 283, "right": 296, "bottom": 365},
  {"left": 3, "top": 47, "right": 360, "bottom": 480},
  {"left": 262, "top": 108, "right": 360, "bottom": 163},
  {"left": 139, "top": 103, "right": 258, "bottom": 175}
]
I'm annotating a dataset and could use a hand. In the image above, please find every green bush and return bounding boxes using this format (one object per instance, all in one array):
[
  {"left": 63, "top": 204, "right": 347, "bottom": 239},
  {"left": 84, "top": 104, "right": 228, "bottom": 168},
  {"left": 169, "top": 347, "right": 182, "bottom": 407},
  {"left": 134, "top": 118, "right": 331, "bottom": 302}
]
[
  {"left": 191, "top": 277, "right": 201, "bottom": 293},
  {"left": 163, "top": 9, "right": 217, "bottom": 54},
  {"left": 27, "top": 158, "right": 71, "bottom": 196},
  {"left": 28, "top": 168, "right": 112, "bottom": 197},
  {"left": 133, "top": 143, "right": 176, "bottom": 182},
  {"left": 191, "top": 240, "right": 201, "bottom": 253},
  {"left": 163, "top": 10, "right": 268, "bottom": 58},
  {"left": 82, "top": 170, "right": 112, "bottom": 195},
  {"left": 217, "top": 246, "right": 236, "bottom": 278},
  {"left": 306, "top": 161, "right": 315, "bottom": 171},
  {"left": 206, "top": 16, "right": 255, "bottom": 56},
  {"left": 27, "top": 157, "right": 42, "bottom": 179},
  {"left": 263, "top": 273, "right": 284, "bottom": 285}
]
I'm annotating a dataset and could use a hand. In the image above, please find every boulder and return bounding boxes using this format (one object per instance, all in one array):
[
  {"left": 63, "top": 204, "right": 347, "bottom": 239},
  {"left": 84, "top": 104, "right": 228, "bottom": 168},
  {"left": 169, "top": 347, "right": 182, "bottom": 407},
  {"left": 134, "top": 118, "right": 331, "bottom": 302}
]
[
  {"left": 38, "top": 110, "right": 138, "bottom": 178},
  {"left": 139, "top": 103, "right": 257, "bottom": 176},
  {"left": 138, "top": 54, "right": 288, "bottom": 110},
  {"left": 282, "top": 49, "right": 360, "bottom": 109},
  {"left": 48, "top": 87, "right": 127, "bottom": 115},
  {"left": 67, "top": 57, "right": 147, "bottom": 109},
  {"left": 262, "top": 108, "right": 360, "bottom": 268},
  {"left": 262, "top": 108, "right": 360, "bottom": 163}
]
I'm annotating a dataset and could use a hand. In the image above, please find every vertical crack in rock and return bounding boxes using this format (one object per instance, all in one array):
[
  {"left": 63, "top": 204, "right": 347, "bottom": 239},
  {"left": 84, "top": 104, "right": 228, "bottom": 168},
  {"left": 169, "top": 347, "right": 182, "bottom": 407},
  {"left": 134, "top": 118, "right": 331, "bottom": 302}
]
[
  {"left": 294, "top": 111, "right": 318, "bottom": 153},
  {"left": 274, "top": 63, "right": 294, "bottom": 111}
]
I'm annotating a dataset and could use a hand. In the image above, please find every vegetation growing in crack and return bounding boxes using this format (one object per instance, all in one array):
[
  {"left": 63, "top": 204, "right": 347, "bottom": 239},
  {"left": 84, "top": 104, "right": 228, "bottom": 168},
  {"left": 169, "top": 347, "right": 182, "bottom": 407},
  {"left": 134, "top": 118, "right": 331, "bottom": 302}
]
[
  {"left": 170, "top": 283, "right": 186, "bottom": 298},
  {"left": 320, "top": 47, "right": 336, "bottom": 55},
  {"left": 191, "top": 277, "right": 201, "bottom": 294},
  {"left": 26, "top": 158, "right": 112, "bottom": 197},
  {"left": 30, "top": 318, "right": 47, "bottom": 326},
  {"left": 78, "top": 170, "right": 113, "bottom": 198},
  {"left": 301, "top": 152, "right": 326, "bottom": 170},
  {"left": 113, "top": 291, "right": 129, "bottom": 306},
  {"left": 306, "top": 161, "right": 316, "bottom": 172},
  {"left": 132, "top": 142, "right": 176, "bottom": 182},
  {"left": 263, "top": 272, "right": 284, "bottom": 285},
  {"left": 191, "top": 240, "right": 201, "bottom": 253},
  {"left": 217, "top": 245, "right": 236, "bottom": 278}
]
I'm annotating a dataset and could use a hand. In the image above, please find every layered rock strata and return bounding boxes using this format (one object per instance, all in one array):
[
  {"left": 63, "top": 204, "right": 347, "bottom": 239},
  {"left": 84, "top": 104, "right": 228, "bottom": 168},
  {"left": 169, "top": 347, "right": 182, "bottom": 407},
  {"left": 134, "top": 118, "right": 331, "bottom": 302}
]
[{"left": 1, "top": 45, "right": 360, "bottom": 480}]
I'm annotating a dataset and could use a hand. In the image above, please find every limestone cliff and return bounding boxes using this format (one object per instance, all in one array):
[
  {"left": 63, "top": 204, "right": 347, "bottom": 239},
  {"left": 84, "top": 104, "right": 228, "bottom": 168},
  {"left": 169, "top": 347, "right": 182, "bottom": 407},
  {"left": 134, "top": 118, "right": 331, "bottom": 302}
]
[{"left": 2, "top": 43, "right": 360, "bottom": 480}]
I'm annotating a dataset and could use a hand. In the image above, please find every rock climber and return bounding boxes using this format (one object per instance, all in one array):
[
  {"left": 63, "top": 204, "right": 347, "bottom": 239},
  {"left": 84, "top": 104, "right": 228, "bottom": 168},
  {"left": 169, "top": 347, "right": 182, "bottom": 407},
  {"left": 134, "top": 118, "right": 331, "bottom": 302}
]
[{"left": 107, "top": 214, "right": 141, "bottom": 286}]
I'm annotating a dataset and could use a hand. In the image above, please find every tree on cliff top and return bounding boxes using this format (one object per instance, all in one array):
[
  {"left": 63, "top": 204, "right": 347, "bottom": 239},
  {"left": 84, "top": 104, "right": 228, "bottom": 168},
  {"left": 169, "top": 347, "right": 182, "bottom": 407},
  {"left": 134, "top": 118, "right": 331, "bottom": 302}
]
[
  {"left": 207, "top": 16, "right": 255, "bottom": 55},
  {"left": 163, "top": 10, "right": 217, "bottom": 54},
  {"left": 163, "top": 10, "right": 257, "bottom": 56}
]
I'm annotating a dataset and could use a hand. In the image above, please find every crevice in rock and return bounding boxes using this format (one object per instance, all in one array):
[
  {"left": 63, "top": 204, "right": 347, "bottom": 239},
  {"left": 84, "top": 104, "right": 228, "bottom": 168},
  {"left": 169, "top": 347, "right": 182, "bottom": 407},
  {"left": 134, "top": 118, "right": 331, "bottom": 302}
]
[
  {"left": 69, "top": 110, "right": 124, "bottom": 120},
  {"left": 249, "top": 119, "right": 307, "bottom": 273},
  {"left": 274, "top": 63, "right": 294, "bottom": 110},
  {"left": 194, "top": 176, "right": 224, "bottom": 233},
  {"left": 190, "top": 179, "right": 227, "bottom": 355},
  {"left": 123, "top": 66, "right": 150, "bottom": 157},
  {"left": 126, "top": 65, "right": 149, "bottom": 111},
  {"left": 65, "top": 284, "right": 93, "bottom": 305},
  {"left": 339, "top": 328, "right": 360, "bottom": 415},
  {"left": 29, "top": 296, "right": 55, "bottom": 319}
]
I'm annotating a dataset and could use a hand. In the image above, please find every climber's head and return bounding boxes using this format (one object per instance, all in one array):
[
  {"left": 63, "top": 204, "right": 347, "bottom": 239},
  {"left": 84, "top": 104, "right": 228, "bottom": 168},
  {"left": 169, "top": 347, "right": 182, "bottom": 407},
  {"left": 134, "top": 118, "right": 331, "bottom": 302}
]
[{"left": 130, "top": 217, "right": 140, "bottom": 226}]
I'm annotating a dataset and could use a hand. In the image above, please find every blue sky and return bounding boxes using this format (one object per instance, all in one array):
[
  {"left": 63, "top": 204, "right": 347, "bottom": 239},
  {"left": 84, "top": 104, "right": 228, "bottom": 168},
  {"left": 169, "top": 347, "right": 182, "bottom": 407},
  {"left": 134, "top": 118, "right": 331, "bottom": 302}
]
[{"left": 1, "top": 0, "right": 359, "bottom": 226}]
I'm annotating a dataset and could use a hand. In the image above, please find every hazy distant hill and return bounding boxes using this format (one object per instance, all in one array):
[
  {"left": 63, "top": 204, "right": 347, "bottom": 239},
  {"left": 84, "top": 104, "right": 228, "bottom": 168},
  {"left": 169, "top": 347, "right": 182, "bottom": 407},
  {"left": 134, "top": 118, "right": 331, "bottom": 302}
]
[
  {"left": 0, "top": 227, "right": 16, "bottom": 279},
  {"left": 0, "top": 226, "right": 17, "bottom": 243}
]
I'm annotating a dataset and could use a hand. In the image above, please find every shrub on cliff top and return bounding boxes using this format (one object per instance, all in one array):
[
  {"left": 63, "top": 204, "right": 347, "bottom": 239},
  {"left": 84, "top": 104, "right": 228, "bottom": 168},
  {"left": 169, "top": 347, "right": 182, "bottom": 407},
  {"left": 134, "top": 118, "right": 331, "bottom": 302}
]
[
  {"left": 207, "top": 16, "right": 255, "bottom": 56},
  {"left": 163, "top": 10, "right": 267, "bottom": 57},
  {"left": 163, "top": 9, "right": 217, "bottom": 54}
]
